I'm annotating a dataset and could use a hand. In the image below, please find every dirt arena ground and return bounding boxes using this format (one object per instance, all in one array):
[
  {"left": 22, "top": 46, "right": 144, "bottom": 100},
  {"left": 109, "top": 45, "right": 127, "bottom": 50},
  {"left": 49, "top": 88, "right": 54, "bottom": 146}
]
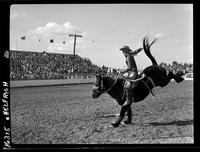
[{"left": 10, "top": 80, "right": 193, "bottom": 144}]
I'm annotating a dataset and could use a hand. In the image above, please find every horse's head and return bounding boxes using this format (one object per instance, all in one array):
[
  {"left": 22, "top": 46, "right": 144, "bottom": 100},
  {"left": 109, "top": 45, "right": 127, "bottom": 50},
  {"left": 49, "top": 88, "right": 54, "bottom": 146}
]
[{"left": 92, "top": 74, "right": 107, "bottom": 98}]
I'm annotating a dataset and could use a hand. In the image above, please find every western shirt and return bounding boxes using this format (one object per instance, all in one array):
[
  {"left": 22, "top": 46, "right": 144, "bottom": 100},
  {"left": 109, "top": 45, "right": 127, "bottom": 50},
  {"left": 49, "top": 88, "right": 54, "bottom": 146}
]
[{"left": 124, "top": 48, "right": 142, "bottom": 72}]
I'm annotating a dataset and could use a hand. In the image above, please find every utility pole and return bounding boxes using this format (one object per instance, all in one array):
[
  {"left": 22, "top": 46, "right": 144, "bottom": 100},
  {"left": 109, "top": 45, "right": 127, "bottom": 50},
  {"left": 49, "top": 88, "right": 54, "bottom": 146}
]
[
  {"left": 69, "top": 34, "right": 83, "bottom": 75},
  {"left": 16, "top": 40, "right": 17, "bottom": 50}
]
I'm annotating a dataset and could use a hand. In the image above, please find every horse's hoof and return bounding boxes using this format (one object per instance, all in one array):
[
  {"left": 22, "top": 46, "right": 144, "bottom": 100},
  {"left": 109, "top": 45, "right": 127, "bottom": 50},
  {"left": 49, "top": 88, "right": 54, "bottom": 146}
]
[
  {"left": 123, "top": 120, "right": 131, "bottom": 124},
  {"left": 175, "top": 77, "right": 184, "bottom": 83},
  {"left": 111, "top": 122, "right": 120, "bottom": 127}
]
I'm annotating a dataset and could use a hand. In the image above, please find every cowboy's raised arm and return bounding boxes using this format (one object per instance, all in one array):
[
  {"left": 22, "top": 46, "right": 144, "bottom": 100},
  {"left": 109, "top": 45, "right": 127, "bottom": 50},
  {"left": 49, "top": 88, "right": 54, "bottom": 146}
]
[{"left": 131, "top": 47, "right": 143, "bottom": 55}]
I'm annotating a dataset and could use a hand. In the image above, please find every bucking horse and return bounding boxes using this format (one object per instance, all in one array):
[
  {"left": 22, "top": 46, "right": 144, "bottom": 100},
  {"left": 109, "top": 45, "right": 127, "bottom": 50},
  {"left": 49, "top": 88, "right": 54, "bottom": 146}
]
[{"left": 91, "top": 36, "right": 184, "bottom": 127}]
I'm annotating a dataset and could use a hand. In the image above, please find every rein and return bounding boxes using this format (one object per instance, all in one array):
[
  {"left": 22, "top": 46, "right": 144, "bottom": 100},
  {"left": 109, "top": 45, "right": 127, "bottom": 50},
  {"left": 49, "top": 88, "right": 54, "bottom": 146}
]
[{"left": 100, "top": 75, "right": 119, "bottom": 94}]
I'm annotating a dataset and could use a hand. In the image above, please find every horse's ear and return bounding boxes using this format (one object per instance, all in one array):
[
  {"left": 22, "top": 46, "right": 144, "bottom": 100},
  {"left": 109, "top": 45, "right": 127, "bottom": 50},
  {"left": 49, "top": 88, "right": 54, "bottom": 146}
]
[
  {"left": 100, "top": 73, "right": 105, "bottom": 78},
  {"left": 96, "top": 73, "right": 100, "bottom": 78},
  {"left": 96, "top": 73, "right": 104, "bottom": 78}
]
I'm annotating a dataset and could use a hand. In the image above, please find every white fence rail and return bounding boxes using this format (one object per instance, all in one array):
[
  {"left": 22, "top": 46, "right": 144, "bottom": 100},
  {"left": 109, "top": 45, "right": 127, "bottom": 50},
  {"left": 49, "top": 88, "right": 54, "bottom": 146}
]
[{"left": 10, "top": 78, "right": 96, "bottom": 88}]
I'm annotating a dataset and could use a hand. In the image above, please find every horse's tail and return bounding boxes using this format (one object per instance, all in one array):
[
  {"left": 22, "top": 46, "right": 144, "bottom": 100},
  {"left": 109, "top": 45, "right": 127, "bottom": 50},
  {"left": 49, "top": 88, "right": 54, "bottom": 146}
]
[{"left": 143, "top": 36, "right": 158, "bottom": 65}]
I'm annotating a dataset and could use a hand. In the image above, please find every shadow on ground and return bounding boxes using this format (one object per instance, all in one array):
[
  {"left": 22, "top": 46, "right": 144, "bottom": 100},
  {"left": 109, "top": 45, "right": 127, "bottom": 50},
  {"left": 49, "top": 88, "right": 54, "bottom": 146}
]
[{"left": 148, "top": 119, "right": 193, "bottom": 126}]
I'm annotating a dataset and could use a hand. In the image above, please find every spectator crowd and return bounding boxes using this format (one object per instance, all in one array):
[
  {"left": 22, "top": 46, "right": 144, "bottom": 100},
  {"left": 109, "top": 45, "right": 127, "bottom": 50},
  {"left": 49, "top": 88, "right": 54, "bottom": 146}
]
[
  {"left": 10, "top": 50, "right": 105, "bottom": 80},
  {"left": 159, "top": 61, "right": 193, "bottom": 75},
  {"left": 10, "top": 50, "right": 193, "bottom": 81}
]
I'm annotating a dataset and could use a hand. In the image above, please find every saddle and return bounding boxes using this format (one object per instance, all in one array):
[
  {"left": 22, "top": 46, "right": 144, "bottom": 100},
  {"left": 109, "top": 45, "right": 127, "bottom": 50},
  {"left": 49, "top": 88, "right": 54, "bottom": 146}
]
[
  {"left": 122, "top": 72, "right": 145, "bottom": 82},
  {"left": 122, "top": 73, "right": 155, "bottom": 96}
]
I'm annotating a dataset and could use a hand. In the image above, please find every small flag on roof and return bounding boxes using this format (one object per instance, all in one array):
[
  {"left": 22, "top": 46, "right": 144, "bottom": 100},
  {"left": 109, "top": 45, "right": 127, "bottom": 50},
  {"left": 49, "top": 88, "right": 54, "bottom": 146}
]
[
  {"left": 21, "top": 36, "right": 26, "bottom": 40},
  {"left": 50, "top": 39, "right": 54, "bottom": 43}
]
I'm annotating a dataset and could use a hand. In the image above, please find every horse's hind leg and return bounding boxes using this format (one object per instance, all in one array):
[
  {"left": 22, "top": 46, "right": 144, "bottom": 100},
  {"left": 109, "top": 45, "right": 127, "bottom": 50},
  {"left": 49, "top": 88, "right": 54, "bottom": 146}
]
[
  {"left": 168, "top": 71, "right": 184, "bottom": 83},
  {"left": 174, "top": 71, "right": 185, "bottom": 83}
]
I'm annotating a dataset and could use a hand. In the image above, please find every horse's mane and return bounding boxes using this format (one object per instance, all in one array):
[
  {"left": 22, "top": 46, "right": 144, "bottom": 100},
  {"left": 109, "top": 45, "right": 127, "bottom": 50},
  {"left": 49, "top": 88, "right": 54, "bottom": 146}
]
[{"left": 103, "top": 75, "right": 124, "bottom": 84}]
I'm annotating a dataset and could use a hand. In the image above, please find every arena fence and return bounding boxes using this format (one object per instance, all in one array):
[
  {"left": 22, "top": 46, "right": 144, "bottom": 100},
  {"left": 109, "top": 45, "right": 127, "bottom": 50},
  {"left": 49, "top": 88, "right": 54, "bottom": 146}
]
[{"left": 10, "top": 76, "right": 96, "bottom": 88}]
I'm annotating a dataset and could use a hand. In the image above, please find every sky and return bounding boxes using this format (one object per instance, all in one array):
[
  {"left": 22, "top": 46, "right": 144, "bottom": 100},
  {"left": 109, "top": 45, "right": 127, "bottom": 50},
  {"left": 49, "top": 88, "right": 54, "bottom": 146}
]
[{"left": 10, "top": 4, "right": 193, "bottom": 69}]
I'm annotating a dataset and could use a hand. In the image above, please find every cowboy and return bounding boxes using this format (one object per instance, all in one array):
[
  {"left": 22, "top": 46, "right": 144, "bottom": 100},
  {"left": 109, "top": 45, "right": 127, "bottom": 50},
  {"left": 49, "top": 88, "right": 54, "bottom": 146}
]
[{"left": 119, "top": 45, "right": 143, "bottom": 107}]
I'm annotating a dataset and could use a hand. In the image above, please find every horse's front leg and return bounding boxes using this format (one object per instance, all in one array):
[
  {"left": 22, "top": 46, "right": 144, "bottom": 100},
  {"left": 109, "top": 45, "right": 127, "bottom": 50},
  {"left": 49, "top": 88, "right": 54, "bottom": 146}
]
[
  {"left": 124, "top": 106, "right": 132, "bottom": 124},
  {"left": 111, "top": 105, "right": 129, "bottom": 127},
  {"left": 111, "top": 87, "right": 133, "bottom": 127}
]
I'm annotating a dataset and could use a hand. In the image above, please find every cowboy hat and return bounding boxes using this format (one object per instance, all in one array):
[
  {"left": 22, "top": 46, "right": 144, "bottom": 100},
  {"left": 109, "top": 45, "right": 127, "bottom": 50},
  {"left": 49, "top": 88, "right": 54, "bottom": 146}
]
[{"left": 119, "top": 46, "right": 132, "bottom": 52}]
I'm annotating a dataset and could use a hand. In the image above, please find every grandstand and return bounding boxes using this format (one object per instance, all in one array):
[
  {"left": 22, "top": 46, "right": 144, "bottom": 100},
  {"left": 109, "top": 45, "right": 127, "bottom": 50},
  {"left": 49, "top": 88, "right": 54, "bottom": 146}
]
[{"left": 10, "top": 50, "right": 107, "bottom": 80}]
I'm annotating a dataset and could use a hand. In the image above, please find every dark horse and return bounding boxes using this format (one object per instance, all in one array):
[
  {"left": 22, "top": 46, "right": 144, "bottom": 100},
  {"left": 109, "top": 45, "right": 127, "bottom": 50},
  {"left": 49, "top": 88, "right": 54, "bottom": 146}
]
[{"left": 92, "top": 37, "right": 184, "bottom": 127}]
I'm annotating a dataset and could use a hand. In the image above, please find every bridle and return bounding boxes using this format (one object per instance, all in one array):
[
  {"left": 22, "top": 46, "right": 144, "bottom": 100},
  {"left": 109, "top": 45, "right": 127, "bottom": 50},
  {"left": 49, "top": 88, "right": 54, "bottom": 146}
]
[{"left": 94, "top": 75, "right": 119, "bottom": 94}]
